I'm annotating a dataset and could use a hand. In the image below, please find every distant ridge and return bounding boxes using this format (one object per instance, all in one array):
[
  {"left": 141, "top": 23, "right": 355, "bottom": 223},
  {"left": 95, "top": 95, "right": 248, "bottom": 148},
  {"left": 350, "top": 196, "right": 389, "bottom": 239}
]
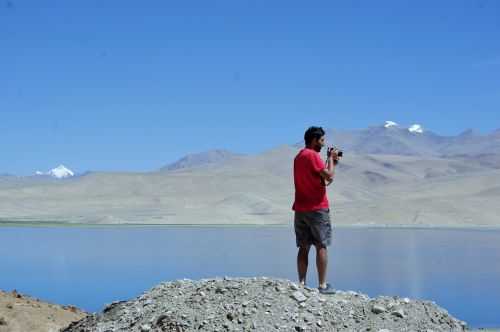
[
  {"left": 0, "top": 173, "right": 15, "bottom": 177},
  {"left": 317, "top": 122, "right": 500, "bottom": 157},
  {"left": 159, "top": 149, "right": 244, "bottom": 171}
]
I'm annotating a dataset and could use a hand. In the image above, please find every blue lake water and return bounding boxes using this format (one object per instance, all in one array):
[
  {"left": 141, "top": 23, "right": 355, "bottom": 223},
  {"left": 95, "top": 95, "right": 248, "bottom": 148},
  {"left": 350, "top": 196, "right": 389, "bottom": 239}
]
[{"left": 0, "top": 225, "right": 499, "bottom": 328}]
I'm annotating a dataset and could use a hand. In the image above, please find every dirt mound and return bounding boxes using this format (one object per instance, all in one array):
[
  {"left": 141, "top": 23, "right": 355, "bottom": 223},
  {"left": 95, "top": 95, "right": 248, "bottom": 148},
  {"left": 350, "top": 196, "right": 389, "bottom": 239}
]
[{"left": 0, "top": 288, "right": 87, "bottom": 332}]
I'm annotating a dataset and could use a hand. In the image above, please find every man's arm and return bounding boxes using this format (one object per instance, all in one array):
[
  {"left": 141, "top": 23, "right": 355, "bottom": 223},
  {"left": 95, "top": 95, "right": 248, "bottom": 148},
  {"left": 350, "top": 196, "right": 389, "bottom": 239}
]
[{"left": 320, "top": 156, "right": 335, "bottom": 185}]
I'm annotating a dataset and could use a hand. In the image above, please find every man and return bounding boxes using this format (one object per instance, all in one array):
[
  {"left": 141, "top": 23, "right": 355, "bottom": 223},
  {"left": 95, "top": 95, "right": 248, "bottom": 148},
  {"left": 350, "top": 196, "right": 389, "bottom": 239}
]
[{"left": 292, "top": 126, "right": 339, "bottom": 294}]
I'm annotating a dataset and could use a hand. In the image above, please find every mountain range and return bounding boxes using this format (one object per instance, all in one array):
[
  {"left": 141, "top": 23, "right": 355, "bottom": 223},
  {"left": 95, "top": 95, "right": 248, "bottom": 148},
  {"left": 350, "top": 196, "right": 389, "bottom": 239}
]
[{"left": 1, "top": 122, "right": 499, "bottom": 227}]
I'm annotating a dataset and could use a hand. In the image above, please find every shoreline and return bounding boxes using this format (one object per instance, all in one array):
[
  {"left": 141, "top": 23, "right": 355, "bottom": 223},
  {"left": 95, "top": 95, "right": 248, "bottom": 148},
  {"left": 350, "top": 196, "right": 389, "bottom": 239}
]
[{"left": 1, "top": 220, "right": 500, "bottom": 230}]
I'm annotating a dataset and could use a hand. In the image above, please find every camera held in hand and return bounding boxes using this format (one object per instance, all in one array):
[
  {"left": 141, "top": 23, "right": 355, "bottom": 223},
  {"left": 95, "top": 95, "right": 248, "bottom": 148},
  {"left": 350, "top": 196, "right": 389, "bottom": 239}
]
[{"left": 327, "top": 146, "right": 343, "bottom": 164}]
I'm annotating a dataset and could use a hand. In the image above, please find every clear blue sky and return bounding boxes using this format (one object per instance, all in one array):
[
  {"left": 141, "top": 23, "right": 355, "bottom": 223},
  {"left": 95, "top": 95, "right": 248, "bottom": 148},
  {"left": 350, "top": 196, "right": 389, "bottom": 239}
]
[{"left": 1, "top": 1, "right": 499, "bottom": 175}]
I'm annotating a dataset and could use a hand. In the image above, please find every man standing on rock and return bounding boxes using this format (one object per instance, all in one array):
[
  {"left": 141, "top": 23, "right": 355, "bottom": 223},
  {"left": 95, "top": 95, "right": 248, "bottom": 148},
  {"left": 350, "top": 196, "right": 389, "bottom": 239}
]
[{"left": 293, "top": 126, "right": 339, "bottom": 294}]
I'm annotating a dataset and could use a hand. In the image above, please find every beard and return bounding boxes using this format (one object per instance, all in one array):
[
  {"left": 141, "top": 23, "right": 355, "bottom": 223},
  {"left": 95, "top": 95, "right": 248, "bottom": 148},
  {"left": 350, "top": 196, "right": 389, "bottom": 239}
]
[{"left": 313, "top": 144, "right": 322, "bottom": 152}]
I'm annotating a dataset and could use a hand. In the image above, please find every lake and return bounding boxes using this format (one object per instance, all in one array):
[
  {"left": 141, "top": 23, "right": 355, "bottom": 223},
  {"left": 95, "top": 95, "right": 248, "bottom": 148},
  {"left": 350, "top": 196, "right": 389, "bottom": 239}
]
[{"left": 0, "top": 225, "right": 499, "bottom": 329}]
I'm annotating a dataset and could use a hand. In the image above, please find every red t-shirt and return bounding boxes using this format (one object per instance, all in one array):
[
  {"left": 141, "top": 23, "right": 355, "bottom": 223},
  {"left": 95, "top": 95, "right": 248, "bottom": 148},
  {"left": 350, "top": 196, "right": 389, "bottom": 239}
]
[{"left": 292, "top": 147, "right": 329, "bottom": 212}]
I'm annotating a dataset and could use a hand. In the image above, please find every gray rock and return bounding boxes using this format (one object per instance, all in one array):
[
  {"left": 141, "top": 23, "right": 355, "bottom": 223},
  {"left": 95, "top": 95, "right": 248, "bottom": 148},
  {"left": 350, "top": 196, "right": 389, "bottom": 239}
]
[
  {"left": 139, "top": 324, "right": 151, "bottom": 331},
  {"left": 386, "top": 301, "right": 397, "bottom": 310},
  {"left": 291, "top": 291, "right": 307, "bottom": 303},
  {"left": 391, "top": 309, "right": 405, "bottom": 318},
  {"left": 371, "top": 304, "right": 387, "bottom": 314}
]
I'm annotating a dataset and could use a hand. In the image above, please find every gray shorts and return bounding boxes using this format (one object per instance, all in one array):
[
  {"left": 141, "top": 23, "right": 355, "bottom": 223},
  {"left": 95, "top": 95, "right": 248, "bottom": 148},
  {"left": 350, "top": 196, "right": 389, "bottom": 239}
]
[{"left": 294, "top": 208, "right": 332, "bottom": 248}]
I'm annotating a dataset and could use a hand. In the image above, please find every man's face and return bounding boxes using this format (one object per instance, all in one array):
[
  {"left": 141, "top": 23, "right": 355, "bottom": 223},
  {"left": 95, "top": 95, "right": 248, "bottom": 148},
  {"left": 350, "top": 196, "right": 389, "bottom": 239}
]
[{"left": 311, "top": 136, "right": 325, "bottom": 152}]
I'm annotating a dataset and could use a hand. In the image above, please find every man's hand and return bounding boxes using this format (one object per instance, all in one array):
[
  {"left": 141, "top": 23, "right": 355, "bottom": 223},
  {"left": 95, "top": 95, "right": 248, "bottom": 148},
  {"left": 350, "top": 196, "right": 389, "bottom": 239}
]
[
  {"left": 327, "top": 147, "right": 340, "bottom": 161},
  {"left": 323, "top": 177, "right": 333, "bottom": 186}
]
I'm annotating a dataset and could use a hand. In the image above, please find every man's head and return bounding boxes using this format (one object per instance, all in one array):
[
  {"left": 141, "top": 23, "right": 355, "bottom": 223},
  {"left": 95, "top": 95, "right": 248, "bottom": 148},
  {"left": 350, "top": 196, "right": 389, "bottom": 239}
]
[{"left": 304, "top": 126, "right": 326, "bottom": 152}]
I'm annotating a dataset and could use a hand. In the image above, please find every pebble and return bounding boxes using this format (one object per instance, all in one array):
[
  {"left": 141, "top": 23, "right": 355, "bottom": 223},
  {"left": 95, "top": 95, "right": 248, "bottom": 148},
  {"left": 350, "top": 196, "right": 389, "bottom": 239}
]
[
  {"left": 139, "top": 324, "right": 151, "bottom": 331},
  {"left": 291, "top": 291, "right": 307, "bottom": 303},
  {"left": 371, "top": 304, "right": 387, "bottom": 314},
  {"left": 391, "top": 309, "right": 405, "bottom": 318}
]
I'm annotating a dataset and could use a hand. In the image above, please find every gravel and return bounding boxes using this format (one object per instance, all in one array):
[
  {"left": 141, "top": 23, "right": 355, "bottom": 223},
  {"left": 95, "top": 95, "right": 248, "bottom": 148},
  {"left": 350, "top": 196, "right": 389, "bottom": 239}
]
[{"left": 61, "top": 277, "right": 468, "bottom": 332}]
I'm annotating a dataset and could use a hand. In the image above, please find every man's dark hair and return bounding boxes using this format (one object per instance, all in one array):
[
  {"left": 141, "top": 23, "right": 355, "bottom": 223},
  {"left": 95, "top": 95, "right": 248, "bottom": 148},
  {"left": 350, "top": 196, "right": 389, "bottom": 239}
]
[{"left": 304, "top": 126, "right": 325, "bottom": 145}]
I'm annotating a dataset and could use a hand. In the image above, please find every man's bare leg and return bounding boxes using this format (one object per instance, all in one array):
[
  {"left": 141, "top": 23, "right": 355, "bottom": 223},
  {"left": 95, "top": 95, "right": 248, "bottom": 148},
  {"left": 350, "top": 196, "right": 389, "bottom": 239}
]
[
  {"left": 297, "top": 245, "right": 311, "bottom": 286},
  {"left": 316, "top": 245, "right": 328, "bottom": 288}
]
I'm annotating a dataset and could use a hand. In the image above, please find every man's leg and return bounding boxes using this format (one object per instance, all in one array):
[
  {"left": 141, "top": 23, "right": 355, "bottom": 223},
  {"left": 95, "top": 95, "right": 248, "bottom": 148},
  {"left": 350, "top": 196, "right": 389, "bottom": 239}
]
[
  {"left": 315, "top": 245, "right": 328, "bottom": 288},
  {"left": 294, "top": 212, "right": 312, "bottom": 286},
  {"left": 309, "top": 208, "right": 332, "bottom": 289},
  {"left": 297, "top": 245, "right": 311, "bottom": 286}
]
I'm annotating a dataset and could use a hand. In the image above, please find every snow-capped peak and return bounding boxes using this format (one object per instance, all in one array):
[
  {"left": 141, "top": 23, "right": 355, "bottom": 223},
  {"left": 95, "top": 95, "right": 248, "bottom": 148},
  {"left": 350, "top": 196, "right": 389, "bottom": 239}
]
[
  {"left": 384, "top": 121, "right": 399, "bottom": 128},
  {"left": 408, "top": 124, "right": 424, "bottom": 134},
  {"left": 49, "top": 165, "right": 74, "bottom": 178},
  {"left": 36, "top": 165, "right": 75, "bottom": 179}
]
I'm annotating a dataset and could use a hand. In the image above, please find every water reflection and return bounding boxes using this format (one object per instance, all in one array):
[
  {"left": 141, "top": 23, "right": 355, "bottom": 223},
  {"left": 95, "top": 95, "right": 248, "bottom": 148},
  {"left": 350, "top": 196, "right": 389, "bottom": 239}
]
[{"left": 0, "top": 226, "right": 499, "bottom": 328}]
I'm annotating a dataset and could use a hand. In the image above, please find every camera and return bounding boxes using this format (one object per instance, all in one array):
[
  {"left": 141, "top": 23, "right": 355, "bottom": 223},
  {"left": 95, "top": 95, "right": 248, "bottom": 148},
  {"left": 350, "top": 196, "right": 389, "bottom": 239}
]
[{"left": 327, "top": 146, "right": 343, "bottom": 158}]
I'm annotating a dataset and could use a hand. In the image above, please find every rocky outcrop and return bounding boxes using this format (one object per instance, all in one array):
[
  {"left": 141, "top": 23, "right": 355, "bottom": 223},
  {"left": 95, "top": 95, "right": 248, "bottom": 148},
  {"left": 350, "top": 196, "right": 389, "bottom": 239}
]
[{"left": 62, "top": 277, "right": 468, "bottom": 332}]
